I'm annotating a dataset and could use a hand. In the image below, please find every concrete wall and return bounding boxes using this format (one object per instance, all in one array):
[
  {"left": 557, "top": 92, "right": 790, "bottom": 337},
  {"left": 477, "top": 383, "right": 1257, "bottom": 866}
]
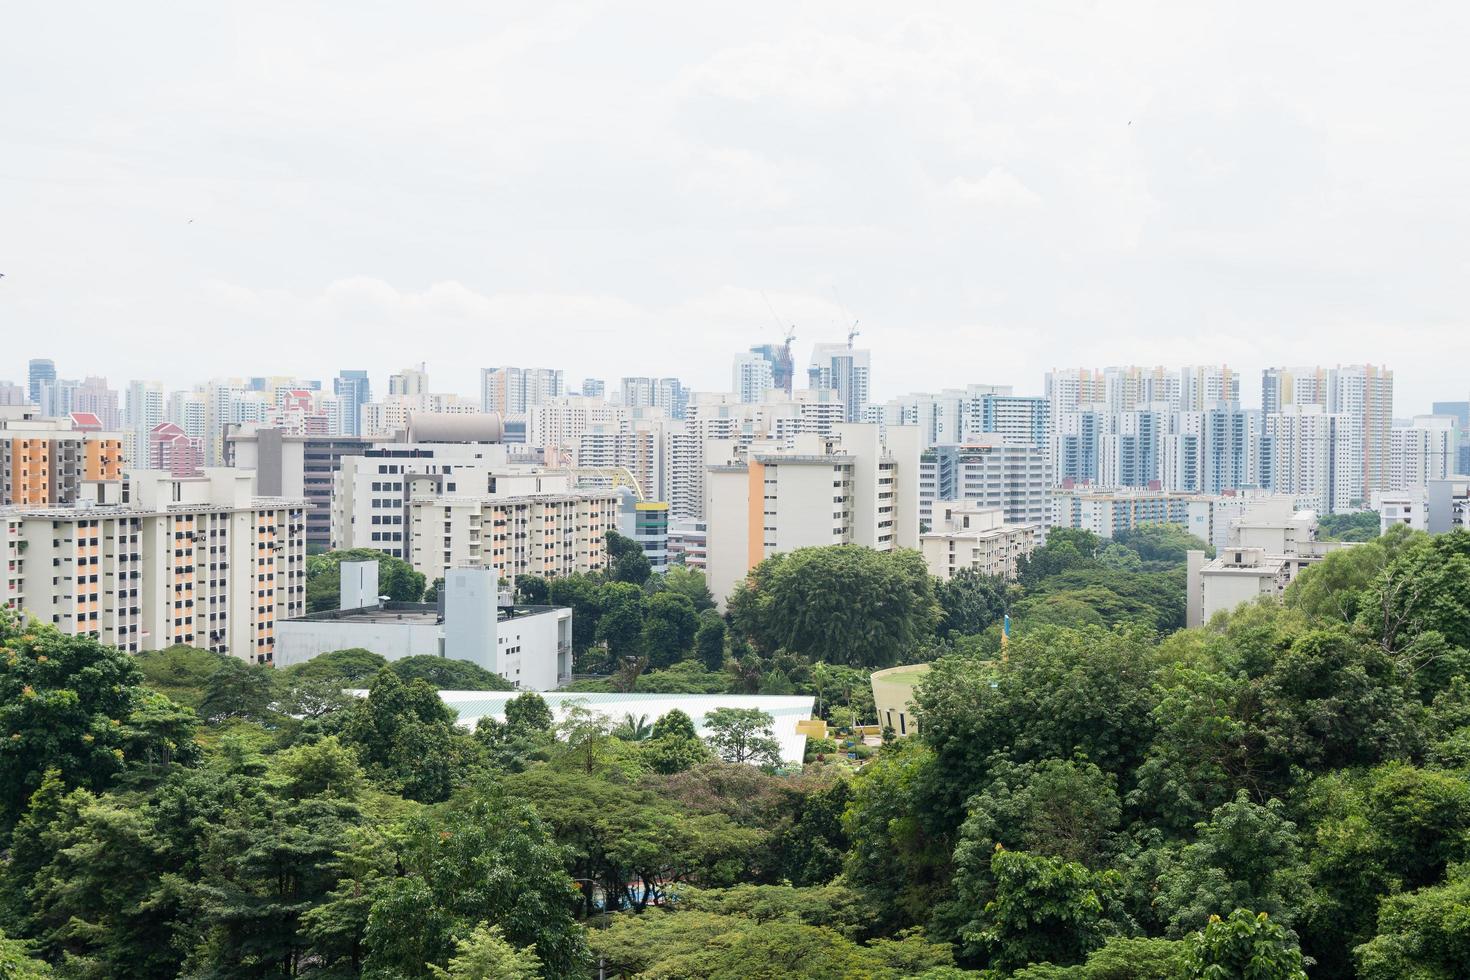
[
  {"left": 340, "top": 560, "right": 379, "bottom": 612},
  {"left": 444, "top": 568, "right": 499, "bottom": 671},
  {"left": 274, "top": 619, "right": 441, "bottom": 668}
]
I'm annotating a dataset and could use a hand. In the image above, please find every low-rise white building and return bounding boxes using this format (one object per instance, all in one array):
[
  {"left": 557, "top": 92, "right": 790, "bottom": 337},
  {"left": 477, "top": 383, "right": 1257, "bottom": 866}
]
[
  {"left": 432, "top": 691, "right": 817, "bottom": 765},
  {"left": 1186, "top": 498, "right": 1353, "bottom": 627},
  {"left": 275, "top": 565, "right": 572, "bottom": 690},
  {"left": 920, "top": 502, "right": 1038, "bottom": 581}
]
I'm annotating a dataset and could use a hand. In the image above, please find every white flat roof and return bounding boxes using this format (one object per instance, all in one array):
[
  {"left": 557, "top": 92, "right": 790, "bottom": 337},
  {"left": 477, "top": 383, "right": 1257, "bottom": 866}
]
[{"left": 433, "top": 691, "right": 816, "bottom": 766}]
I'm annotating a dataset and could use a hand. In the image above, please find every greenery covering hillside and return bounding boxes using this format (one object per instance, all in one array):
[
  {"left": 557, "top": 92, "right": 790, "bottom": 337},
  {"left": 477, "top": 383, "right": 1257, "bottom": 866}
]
[{"left": 0, "top": 522, "right": 1466, "bottom": 977}]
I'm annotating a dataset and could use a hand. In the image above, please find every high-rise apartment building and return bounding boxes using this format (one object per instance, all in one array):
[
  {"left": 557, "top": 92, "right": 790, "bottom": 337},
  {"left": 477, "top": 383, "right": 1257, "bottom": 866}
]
[
  {"left": 581, "top": 378, "right": 606, "bottom": 400},
  {"left": 226, "top": 425, "right": 370, "bottom": 550},
  {"left": 574, "top": 415, "right": 669, "bottom": 503},
  {"left": 733, "top": 353, "right": 775, "bottom": 404},
  {"left": 148, "top": 422, "right": 205, "bottom": 476},
  {"left": 1, "top": 469, "right": 306, "bottom": 663},
  {"left": 920, "top": 440, "right": 1051, "bottom": 529},
  {"left": 333, "top": 370, "right": 372, "bottom": 436},
  {"left": 704, "top": 423, "right": 920, "bottom": 607},
  {"left": 388, "top": 365, "right": 430, "bottom": 398},
  {"left": 0, "top": 407, "right": 125, "bottom": 507},
  {"left": 1389, "top": 416, "right": 1458, "bottom": 490},
  {"left": 619, "top": 377, "right": 689, "bottom": 419},
  {"left": 1261, "top": 405, "right": 1363, "bottom": 514},
  {"left": 871, "top": 386, "right": 1048, "bottom": 450},
  {"left": 407, "top": 488, "right": 618, "bottom": 586},
  {"left": 480, "top": 367, "right": 565, "bottom": 416},
  {"left": 808, "top": 343, "right": 872, "bottom": 423},
  {"left": 1179, "top": 365, "right": 1242, "bottom": 410},
  {"left": 1262, "top": 365, "right": 1393, "bottom": 498},
  {"left": 528, "top": 396, "right": 629, "bottom": 463},
  {"left": 124, "top": 381, "right": 165, "bottom": 466}
]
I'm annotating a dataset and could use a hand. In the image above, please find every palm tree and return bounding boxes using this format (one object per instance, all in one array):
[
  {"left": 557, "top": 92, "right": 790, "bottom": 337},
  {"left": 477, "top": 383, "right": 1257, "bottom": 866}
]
[{"left": 612, "top": 712, "right": 652, "bottom": 742}]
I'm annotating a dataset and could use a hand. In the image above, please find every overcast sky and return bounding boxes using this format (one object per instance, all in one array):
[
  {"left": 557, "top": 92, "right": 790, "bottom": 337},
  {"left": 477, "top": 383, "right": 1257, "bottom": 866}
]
[{"left": 3, "top": 2, "right": 1468, "bottom": 413}]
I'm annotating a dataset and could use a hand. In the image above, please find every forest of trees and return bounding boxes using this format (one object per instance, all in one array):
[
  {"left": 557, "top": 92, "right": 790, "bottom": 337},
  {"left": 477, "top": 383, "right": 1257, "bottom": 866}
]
[{"left": 0, "top": 521, "right": 1466, "bottom": 977}]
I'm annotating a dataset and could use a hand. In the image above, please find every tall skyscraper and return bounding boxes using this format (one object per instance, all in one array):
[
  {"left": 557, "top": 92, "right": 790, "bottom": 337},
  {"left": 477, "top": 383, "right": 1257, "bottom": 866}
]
[
  {"left": 732, "top": 353, "right": 775, "bottom": 404},
  {"left": 807, "top": 342, "right": 871, "bottom": 423},
  {"left": 333, "top": 370, "right": 372, "bottom": 436},
  {"left": 27, "top": 359, "right": 55, "bottom": 406},
  {"left": 750, "top": 341, "right": 795, "bottom": 395}
]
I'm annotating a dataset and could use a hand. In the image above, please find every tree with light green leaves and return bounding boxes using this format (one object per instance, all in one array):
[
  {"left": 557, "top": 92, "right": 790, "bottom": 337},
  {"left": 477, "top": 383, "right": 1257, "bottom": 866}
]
[
  {"left": 428, "top": 923, "right": 542, "bottom": 980},
  {"left": 1179, "top": 909, "right": 1306, "bottom": 980},
  {"left": 703, "top": 707, "right": 781, "bottom": 766}
]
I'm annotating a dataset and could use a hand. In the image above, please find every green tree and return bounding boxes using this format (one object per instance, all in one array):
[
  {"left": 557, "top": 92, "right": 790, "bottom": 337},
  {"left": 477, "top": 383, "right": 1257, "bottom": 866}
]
[
  {"left": 611, "top": 713, "right": 653, "bottom": 741},
  {"left": 0, "top": 615, "right": 200, "bottom": 832},
  {"left": 595, "top": 581, "right": 645, "bottom": 660},
  {"left": 952, "top": 759, "right": 1122, "bottom": 951},
  {"left": 916, "top": 625, "right": 1158, "bottom": 829},
  {"left": 935, "top": 569, "right": 1007, "bottom": 638},
  {"left": 651, "top": 708, "right": 697, "bottom": 741},
  {"left": 842, "top": 739, "right": 953, "bottom": 932},
  {"left": 514, "top": 574, "right": 550, "bottom": 605},
  {"left": 280, "top": 647, "right": 388, "bottom": 684},
  {"left": 641, "top": 591, "right": 698, "bottom": 669},
  {"left": 728, "top": 546, "right": 940, "bottom": 668},
  {"left": 339, "top": 668, "right": 469, "bottom": 802},
  {"left": 1316, "top": 510, "right": 1383, "bottom": 541},
  {"left": 1354, "top": 868, "right": 1470, "bottom": 979},
  {"left": 547, "top": 574, "right": 602, "bottom": 653},
  {"left": 504, "top": 691, "right": 555, "bottom": 736},
  {"left": 694, "top": 613, "right": 728, "bottom": 671},
  {"left": 703, "top": 707, "right": 781, "bottom": 766},
  {"left": 0, "top": 928, "right": 51, "bottom": 978},
  {"left": 428, "top": 923, "right": 543, "bottom": 980},
  {"left": 389, "top": 654, "right": 516, "bottom": 691},
  {"left": 306, "top": 548, "right": 426, "bottom": 612},
  {"left": 361, "top": 790, "right": 588, "bottom": 978},
  {"left": 198, "top": 656, "right": 279, "bottom": 723},
  {"left": 1114, "top": 522, "right": 1213, "bottom": 565},
  {"left": 189, "top": 746, "right": 365, "bottom": 978},
  {"left": 660, "top": 566, "right": 716, "bottom": 612},
  {"left": 1179, "top": 909, "right": 1306, "bottom": 980},
  {"left": 605, "top": 530, "right": 652, "bottom": 585},
  {"left": 972, "top": 848, "right": 1122, "bottom": 973},
  {"left": 1154, "top": 792, "right": 1308, "bottom": 937},
  {"left": 132, "top": 644, "right": 232, "bottom": 708}
]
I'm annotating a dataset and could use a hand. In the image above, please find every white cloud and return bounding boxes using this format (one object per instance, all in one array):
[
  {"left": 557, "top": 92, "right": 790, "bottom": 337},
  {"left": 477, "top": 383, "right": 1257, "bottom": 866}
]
[{"left": 944, "top": 168, "right": 1041, "bottom": 208}]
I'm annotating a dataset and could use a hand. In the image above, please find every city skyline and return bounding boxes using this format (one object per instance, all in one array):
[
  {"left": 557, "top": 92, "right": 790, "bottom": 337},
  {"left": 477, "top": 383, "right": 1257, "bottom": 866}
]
[
  {"left": 6, "top": 5, "right": 1470, "bottom": 414},
  {"left": 4, "top": 352, "right": 1458, "bottom": 417}
]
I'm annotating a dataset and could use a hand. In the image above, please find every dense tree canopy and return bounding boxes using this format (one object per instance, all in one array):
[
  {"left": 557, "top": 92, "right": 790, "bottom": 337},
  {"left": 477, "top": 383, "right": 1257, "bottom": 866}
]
[
  {"left": 728, "top": 546, "right": 940, "bottom": 668},
  {"left": 1, "top": 526, "right": 1468, "bottom": 978}
]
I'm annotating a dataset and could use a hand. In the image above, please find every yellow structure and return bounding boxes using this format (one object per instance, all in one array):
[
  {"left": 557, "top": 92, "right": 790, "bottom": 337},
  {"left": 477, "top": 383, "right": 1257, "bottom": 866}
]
[{"left": 870, "top": 663, "right": 930, "bottom": 737}]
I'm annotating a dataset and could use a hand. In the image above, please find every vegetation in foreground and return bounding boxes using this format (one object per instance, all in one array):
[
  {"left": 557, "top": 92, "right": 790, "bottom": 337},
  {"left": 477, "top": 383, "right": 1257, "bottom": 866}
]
[{"left": 0, "top": 522, "right": 1465, "bottom": 977}]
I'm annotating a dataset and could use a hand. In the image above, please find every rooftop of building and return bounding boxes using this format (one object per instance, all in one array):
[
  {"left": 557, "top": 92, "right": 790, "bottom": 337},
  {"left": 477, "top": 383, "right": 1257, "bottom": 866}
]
[{"left": 286, "top": 601, "right": 565, "bottom": 626}]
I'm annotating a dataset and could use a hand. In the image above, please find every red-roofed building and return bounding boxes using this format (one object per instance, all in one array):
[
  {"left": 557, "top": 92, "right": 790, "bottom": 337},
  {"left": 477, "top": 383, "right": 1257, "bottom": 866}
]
[{"left": 149, "top": 422, "right": 204, "bottom": 477}]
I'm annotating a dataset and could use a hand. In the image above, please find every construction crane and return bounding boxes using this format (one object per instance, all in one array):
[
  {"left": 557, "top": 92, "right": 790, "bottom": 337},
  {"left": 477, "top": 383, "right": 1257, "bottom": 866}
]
[{"left": 847, "top": 321, "right": 860, "bottom": 349}]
